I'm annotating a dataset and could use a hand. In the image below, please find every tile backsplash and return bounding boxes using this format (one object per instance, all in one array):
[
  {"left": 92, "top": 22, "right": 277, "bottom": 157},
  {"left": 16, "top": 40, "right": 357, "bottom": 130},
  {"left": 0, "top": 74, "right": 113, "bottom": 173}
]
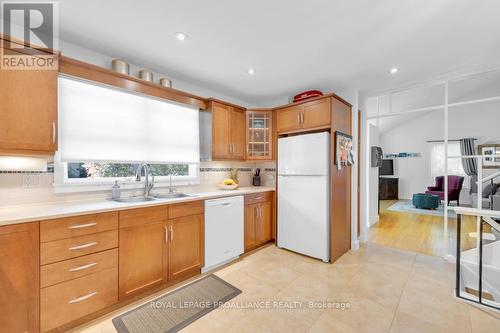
[{"left": 0, "top": 160, "right": 276, "bottom": 206}]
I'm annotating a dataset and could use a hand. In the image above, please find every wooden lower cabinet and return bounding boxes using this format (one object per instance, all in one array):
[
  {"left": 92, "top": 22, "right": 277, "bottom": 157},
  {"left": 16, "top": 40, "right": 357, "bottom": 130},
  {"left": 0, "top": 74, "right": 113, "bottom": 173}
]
[
  {"left": 257, "top": 200, "right": 272, "bottom": 243},
  {"left": 168, "top": 214, "right": 204, "bottom": 281},
  {"left": 244, "top": 204, "right": 259, "bottom": 251},
  {"left": 119, "top": 203, "right": 204, "bottom": 300},
  {"left": 119, "top": 219, "right": 168, "bottom": 300},
  {"left": 41, "top": 268, "right": 118, "bottom": 332},
  {"left": 0, "top": 223, "right": 39, "bottom": 333},
  {"left": 244, "top": 196, "right": 272, "bottom": 252}
]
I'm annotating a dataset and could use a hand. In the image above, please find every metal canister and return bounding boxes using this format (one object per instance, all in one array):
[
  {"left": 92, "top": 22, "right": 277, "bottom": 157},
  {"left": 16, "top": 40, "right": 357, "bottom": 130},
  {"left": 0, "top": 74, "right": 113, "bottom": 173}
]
[
  {"left": 138, "top": 69, "right": 154, "bottom": 82},
  {"left": 111, "top": 59, "right": 129, "bottom": 75},
  {"left": 159, "top": 77, "right": 172, "bottom": 88}
]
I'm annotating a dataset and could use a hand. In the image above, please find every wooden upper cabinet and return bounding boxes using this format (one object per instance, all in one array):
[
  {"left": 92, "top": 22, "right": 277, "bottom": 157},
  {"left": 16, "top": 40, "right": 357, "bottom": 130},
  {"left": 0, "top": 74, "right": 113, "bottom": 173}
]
[
  {"left": 211, "top": 102, "right": 232, "bottom": 159},
  {"left": 230, "top": 107, "right": 246, "bottom": 160},
  {"left": 302, "top": 97, "right": 331, "bottom": 129},
  {"left": 0, "top": 223, "right": 39, "bottom": 333},
  {"left": 168, "top": 214, "right": 204, "bottom": 281},
  {"left": 276, "top": 104, "right": 303, "bottom": 133},
  {"left": 276, "top": 97, "right": 331, "bottom": 134},
  {"left": 209, "top": 100, "right": 246, "bottom": 160},
  {"left": 246, "top": 110, "right": 274, "bottom": 160},
  {"left": 118, "top": 207, "right": 168, "bottom": 300},
  {"left": 0, "top": 47, "right": 57, "bottom": 154}
]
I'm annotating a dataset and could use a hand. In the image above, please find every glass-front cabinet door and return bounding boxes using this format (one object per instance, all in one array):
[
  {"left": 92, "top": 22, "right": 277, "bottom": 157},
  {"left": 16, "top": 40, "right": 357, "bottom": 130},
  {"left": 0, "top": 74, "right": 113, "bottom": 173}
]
[{"left": 246, "top": 110, "right": 273, "bottom": 160}]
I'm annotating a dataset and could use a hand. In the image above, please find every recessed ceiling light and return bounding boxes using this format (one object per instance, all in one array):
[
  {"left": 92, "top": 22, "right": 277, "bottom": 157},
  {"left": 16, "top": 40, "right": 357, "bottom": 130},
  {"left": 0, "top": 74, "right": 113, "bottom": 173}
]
[
  {"left": 389, "top": 67, "right": 399, "bottom": 74},
  {"left": 175, "top": 32, "right": 188, "bottom": 41},
  {"left": 247, "top": 68, "right": 256, "bottom": 75}
]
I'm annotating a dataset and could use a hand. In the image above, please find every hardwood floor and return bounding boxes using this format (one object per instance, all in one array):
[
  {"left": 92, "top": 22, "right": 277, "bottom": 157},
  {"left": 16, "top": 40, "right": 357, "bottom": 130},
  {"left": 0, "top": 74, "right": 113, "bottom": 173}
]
[{"left": 368, "top": 200, "right": 479, "bottom": 256}]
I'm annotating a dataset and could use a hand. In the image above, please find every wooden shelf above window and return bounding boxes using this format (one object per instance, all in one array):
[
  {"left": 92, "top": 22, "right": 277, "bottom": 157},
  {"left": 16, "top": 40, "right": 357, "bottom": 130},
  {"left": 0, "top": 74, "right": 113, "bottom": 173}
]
[{"left": 58, "top": 56, "right": 208, "bottom": 110}]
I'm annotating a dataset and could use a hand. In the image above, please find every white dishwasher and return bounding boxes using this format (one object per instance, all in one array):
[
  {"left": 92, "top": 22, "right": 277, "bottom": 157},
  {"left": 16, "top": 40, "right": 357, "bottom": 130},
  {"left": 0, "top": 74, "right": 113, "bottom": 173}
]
[{"left": 203, "top": 196, "right": 244, "bottom": 272}]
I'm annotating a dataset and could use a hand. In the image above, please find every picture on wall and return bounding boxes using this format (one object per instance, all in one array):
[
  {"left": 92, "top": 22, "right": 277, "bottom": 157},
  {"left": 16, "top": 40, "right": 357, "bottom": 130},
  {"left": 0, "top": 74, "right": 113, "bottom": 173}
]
[
  {"left": 478, "top": 144, "right": 500, "bottom": 169},
  {"left": 335, "top": 131, "right": 354, "bottom": 170}
]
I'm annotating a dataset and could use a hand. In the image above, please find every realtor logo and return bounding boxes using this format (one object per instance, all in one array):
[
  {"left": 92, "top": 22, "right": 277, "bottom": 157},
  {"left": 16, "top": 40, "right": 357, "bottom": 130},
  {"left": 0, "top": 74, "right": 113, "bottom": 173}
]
[{"left": 1, "top": 1, "right": 58, "bottom": 69}]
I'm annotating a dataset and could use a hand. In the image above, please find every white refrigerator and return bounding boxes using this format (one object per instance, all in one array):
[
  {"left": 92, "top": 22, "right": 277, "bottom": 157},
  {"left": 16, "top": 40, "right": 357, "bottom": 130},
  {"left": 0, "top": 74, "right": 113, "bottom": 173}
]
[{"left": 277, "top": 132, "right": 330, "bottom": 262}]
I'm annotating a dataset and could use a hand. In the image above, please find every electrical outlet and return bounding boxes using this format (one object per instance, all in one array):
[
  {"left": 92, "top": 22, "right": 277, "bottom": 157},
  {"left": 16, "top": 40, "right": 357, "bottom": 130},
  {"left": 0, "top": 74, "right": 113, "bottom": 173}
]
[
  {"left": 23, "top": 174, "right": 41, "bottom": 188},
  {"left": 23, "top": 175, "right": 31, "bottom": 188}
]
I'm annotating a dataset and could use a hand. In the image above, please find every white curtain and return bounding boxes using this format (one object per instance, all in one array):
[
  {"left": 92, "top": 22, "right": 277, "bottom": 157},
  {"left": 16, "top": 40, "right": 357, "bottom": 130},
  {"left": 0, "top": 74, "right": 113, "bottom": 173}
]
[
  {"left": 430, "top": 142, "right": 465, "bottom": 180},
  {"left": 58, "top": 77, "right": 200, "bottom": 163}
]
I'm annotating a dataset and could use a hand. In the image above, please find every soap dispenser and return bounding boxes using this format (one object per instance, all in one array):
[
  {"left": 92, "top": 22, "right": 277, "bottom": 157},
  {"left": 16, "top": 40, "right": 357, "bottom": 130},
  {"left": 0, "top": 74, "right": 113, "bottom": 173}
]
[{"left": 111, "top": 181, "right": 121, "bottom": 199}]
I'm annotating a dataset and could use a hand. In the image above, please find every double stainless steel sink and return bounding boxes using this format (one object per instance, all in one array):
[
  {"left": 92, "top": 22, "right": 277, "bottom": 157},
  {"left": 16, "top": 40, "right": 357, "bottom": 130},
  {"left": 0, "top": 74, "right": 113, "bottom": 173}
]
[{"left": 112, "top": 192, "right": 193, "bottom": 203}]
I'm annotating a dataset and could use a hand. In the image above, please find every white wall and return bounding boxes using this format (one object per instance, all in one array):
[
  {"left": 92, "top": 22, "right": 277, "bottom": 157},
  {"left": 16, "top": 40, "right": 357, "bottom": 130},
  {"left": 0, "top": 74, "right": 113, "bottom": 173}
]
[
  {"left": 379, "top": 111, "right": 444, "bottom": 201},
  {"left": 368, "top": 124, "right": 380, "bottom": 226},
  {"left": 58, "top": 40, "right": 256, "bottom": 108}
]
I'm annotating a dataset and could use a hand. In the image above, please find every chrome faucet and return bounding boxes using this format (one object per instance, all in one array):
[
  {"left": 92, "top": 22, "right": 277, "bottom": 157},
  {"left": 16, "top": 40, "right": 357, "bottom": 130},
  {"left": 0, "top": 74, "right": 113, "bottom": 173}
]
[
  {"left": 169, "top": 175, "right": 176, "bottom": 194},
  {"left": 135, "top": 163, "right": 154, "bottom": 197}
]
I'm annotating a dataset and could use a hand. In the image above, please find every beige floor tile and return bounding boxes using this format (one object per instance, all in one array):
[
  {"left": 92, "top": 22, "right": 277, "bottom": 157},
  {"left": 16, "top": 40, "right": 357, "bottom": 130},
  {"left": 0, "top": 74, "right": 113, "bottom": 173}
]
[
  {"left": 244, "top": 261, "right": 303, "bottom": 291},
  {"left": 276, "top": 272, "right": 346, "bottom": 302},
  {"left": 181, "top": 307, "right": 251, "bottom": 333},
  {"left": 390, "top": 311, "right": 458, "bottom": 333},
  {"left": 217, "top": 269, "right": 281, "bottom": 303},
  {"left": 99, "top": 320, "right": 118, "bottom": 333},
  {"left": 307, "top": 296, "right": 395, "bottom": 333},
  {"left": 227, "top": 305, "right": 323, "bottom": 333},
  {"left": 396, "top": 287, "right": 471, "bottom": 332},
  {"left": 469, "top": 305, "right": 500, "bottom": 333},
  {"left": 67, "top": 245, "right": 500, "bottom": 333}
]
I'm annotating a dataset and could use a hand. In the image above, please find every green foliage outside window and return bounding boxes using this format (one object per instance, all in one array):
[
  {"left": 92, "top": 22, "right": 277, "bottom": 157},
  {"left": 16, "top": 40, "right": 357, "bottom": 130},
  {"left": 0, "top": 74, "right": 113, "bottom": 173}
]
[{"left": 67, "top": 163, "right": 189, "bottom": 179}]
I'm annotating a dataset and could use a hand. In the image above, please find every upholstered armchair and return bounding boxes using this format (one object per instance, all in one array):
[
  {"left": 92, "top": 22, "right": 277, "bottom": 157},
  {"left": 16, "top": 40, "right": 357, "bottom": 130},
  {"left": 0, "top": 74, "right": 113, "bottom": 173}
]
[{"left": 425, "top": 175, "right": 465, "bottom": 205}]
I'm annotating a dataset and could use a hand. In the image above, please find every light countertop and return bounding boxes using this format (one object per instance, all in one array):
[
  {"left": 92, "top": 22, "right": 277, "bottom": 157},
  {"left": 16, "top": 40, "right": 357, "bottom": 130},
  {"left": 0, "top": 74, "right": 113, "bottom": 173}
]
[{"left": 0, "top": 186, "right": 275, "bottom": 226}]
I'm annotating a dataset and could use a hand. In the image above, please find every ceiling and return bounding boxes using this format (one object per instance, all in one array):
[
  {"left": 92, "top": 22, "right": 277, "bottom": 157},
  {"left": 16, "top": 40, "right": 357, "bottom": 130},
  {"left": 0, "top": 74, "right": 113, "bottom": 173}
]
[{"left": 57, "top": 0, "right": 500, "bottom": 106}]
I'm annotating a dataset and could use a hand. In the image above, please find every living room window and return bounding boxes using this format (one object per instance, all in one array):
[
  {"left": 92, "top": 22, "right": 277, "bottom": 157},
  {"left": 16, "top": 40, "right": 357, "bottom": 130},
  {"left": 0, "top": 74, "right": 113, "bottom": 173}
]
[{"left": 430, "top": 142, "right": 465, "bottom": 181}]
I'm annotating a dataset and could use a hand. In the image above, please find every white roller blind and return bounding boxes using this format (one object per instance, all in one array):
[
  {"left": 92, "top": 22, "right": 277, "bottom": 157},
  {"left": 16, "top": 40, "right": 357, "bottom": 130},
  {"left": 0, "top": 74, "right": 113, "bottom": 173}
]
[{"left": 58, "top": 77, "right": 200, "bottom": 163}]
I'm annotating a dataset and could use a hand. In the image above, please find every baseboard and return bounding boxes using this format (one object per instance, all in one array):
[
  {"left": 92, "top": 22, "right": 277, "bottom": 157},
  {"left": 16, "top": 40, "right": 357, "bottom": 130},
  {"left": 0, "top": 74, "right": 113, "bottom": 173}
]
[
  {"left": 444, "top": 254, "right": 455, "bottom": 262},
  {"left": 369, "top": 215, "right": 379, "bottom": 226},
  {"left": 351, "top": 239, "right": 360, "bottom": 250}
]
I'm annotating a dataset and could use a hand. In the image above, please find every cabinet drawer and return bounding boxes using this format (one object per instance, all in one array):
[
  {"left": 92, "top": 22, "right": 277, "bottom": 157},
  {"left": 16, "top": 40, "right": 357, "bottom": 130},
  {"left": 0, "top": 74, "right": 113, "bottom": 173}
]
[
  {"left": 41, "top": 267, "right": 118, "bottom": 332},
  {"left": 119, "top": 205, "right": 168, "bottom": 228},
  {"left": 244, "top": 191, "right": 272, "bottom": 205},
  {"left": 41, "top": 248, "right": 118, "bottom": 288},
  {"left": 40, "top": 212, "right": 118, "bottom": 242},
  {"left": 168, "top": 200, "right": 204, "bottom": 219},
  {"left": 40, "top": 230, "right": 118, "bottom": 265}
]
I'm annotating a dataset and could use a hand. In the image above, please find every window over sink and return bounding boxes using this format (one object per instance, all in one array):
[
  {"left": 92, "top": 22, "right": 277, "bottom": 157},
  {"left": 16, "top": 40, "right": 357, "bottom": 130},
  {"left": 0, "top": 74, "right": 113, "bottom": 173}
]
[{"left": 54, "top": 76, "right": 200, "bottom": 191}]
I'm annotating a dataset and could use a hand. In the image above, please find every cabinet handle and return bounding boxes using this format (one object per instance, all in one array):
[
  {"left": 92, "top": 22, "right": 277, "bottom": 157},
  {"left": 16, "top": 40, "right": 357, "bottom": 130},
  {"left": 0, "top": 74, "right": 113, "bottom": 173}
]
[
  {"left": 170, "top": 225, "right": 174, "bottom": 242},
  {"left": 69, "top": 262, "right": 97, "bottom": 272},
  {"left": 165, "top": 226, "right": 168, "bottom": 243},
  {"left": 52, "top": 121, "right": 56, "bottom": 144},
  {"left": 69, "top": 242, "right": 97, "bottom": 251},
  {"left": 68, "top": 291, "right": 97, "bottom": 304},
  {"left": 255, "top": 196, "right": 263, "bottom": 200},
  {"left": 300, "top": 113, "right": 304, "bottom": 124},
  {"left": 297, "top": 113, "right": 300, "bottom": 124},
  {"left": 68, "top": 222, "right": 97, "bottom": 229}
]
